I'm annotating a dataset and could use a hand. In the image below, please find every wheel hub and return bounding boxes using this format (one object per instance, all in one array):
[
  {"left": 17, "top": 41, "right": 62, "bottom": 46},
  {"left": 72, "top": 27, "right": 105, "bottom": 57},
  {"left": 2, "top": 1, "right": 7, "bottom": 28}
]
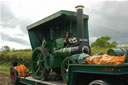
[{"left": 37, "top": 61, "right": 40, "bottom": 65}]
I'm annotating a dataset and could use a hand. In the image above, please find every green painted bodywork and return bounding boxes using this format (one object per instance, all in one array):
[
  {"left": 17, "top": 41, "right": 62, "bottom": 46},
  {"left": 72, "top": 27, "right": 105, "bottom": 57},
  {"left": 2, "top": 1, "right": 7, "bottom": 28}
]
[
  {"left": 54, "top": 48, "right": 71, "bottom": 57},
  {"left": 55, "top": 38, "right": 64, "bottom": 49},
  {"left": 42, "top": 40, "right": 55, "bottom": 52},
  {"left": 52, "top": 56, "right": 63, "bottom": 68},
  {"left": 71, "top": 53, "right": 90, "bottom": 64},
  {"left": 68, "top": 64, "right": 128, "bottom": 85}
]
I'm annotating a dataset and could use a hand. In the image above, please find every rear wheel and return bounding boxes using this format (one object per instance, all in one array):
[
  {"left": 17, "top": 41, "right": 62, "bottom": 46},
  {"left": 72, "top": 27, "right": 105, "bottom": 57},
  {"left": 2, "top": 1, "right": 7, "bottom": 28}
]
[{"left": 32, "top": 47, "right": 49, "bottom": 80}]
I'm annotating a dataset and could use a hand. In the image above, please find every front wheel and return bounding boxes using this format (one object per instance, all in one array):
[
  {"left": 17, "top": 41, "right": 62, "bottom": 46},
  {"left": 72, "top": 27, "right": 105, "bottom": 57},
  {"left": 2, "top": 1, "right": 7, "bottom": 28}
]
[{"left": 61, "top": 57, "right": 75, "bottom": 83}]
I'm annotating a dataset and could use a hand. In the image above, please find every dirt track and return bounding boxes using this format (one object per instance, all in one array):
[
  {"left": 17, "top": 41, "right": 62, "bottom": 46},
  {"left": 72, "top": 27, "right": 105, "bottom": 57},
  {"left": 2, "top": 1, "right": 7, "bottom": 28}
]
[{"left": 0, "top": 73, "right": 12, "bottom": 85}]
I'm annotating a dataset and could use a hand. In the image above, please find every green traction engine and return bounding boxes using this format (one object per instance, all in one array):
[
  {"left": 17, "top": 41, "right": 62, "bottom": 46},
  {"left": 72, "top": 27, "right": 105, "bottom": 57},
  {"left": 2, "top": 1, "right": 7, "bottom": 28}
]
[{"left": 27, "top": 5, "right": 91, "bottom": 82}]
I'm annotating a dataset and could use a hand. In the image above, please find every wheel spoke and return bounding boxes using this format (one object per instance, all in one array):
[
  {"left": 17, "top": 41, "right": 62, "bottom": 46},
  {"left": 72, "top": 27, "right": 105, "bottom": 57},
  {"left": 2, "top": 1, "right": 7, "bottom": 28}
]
[
  {"left": 35, "top": 66, "right": 41, "bottom": 74},
  {"left": 40, "top": 60, "right": 44, "bottom": 63},
  {"left": 39, "top": 53, "right": 41, "bottom": 60},
  {"left": 37, "top": 53, "right": 40, "bottom": 60},
  {"left": 34, "top": 64, "right": 38, "bottom": 68},
  {"left": 32, "top": 61, "right": 37, "bottom": 63}
]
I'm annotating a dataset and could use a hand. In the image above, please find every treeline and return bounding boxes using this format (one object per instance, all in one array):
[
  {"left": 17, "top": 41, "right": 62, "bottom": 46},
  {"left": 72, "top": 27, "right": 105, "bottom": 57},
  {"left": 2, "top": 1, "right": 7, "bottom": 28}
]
[
  {"left": 0, "top": 46, "right": 32, "bottom": 67},
  {"left": 1, "top": 45, "right": 32, "bottom": 52}
]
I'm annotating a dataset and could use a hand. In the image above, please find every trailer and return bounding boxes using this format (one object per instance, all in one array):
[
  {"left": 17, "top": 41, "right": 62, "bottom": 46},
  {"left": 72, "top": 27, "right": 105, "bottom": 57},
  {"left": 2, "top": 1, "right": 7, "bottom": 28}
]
[
  {"left": 10, "top": 5, "right": 128, "bottom": 85},
  {"left": 68, "top": 64, "right": 128, "bottom": 85}
]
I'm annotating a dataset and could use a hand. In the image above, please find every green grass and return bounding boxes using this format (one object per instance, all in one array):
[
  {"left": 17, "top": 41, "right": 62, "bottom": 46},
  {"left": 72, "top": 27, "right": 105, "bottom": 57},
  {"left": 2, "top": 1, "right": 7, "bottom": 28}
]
[{"left": 0, "top": 64, "right": 11, "bottom": 76}]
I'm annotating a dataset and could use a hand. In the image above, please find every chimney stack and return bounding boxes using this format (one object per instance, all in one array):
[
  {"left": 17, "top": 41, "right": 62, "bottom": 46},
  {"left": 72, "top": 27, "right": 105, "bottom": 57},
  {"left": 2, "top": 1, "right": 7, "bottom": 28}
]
[{"left": 75, "top": 5, "right": 84, "bottom": 42}]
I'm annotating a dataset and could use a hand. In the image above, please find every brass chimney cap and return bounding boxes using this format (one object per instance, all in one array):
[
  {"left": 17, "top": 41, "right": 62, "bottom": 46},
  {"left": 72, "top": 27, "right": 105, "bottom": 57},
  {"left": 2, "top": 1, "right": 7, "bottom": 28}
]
[{"left": 75, "top": 5, "right": 84, "bottom": 9}]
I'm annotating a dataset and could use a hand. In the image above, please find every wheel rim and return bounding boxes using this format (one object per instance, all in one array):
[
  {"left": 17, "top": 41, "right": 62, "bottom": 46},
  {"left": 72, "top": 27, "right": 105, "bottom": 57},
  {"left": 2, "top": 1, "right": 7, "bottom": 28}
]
[
  {"left": 32, "top": 48, "right": 45, "bottom": 79},
  {"left": 61, "top": 57, "right": 73, "bottom": 83},
  {"left": 90, "top": 83, "right": 104, "bottom": 85},
  {"left": 89, "top": 80, "right": 106, "bottom": 85}
]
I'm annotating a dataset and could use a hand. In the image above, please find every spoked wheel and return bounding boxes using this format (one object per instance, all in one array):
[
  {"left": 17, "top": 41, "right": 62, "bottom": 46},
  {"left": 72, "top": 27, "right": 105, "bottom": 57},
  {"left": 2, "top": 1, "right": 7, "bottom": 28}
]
[
  {"left": 32, "top": 47, "right": 49, "bottom": 80},
  {"left": 61, "top": 57, "right": 75, "bottom": 83}
]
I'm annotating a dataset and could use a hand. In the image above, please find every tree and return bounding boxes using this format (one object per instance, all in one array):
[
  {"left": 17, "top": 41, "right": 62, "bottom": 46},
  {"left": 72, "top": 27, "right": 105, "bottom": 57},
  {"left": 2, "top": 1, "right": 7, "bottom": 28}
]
[
  {"left": 109, "top": 41, "right": 118, "bottom": 48},
  {"left": 91, "top": 36, "right": 118, "bottom": 48},
  {"left": 2, "top": 45, "right": 11, "bottom": 52}
]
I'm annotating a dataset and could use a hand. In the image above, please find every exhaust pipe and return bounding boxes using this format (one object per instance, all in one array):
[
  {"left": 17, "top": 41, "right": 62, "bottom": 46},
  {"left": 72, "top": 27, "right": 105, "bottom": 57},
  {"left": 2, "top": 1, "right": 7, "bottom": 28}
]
[
  {"left": 75, "top": 5, "right": 91, "bottom": 55},
  {"left": 75, "top": 5, "right": 84, "bottom": 42}
]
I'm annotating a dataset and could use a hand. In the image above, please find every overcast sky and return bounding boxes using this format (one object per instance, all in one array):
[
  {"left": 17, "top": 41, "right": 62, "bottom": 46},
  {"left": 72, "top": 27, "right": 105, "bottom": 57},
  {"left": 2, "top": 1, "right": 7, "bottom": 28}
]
[{"left": 0, "top": 0, "right": 128, "bottom": 49}]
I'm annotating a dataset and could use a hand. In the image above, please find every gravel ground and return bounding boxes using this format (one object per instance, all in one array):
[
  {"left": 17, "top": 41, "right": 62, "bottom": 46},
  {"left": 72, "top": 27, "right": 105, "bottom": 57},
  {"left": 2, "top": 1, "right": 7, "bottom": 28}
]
[{"left": 0, "top": 73, "right": 12, "bottom": 85}]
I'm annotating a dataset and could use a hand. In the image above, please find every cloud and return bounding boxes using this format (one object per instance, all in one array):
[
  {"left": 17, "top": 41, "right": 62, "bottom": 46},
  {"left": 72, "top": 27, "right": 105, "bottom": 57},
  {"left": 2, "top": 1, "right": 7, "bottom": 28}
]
[
  {"left": 1, "top": 1, "right": 32, "bottom": 48},
  {"left": 1, "top": 33, "right": 30, "bottom": 46},
  {"left": 88, "top": 1, "right": 128, "bottom": 45},
  {"left": 1, "top": 2, "right": 15, "bottom": 28},
  {"left": 1, "top": 1, "right": 33, "bottom": 33}
]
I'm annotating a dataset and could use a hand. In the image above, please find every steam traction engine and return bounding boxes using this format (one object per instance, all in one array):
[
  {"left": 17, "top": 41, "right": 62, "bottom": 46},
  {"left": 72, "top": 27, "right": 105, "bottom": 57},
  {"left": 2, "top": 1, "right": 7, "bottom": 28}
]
[{"left": 27, "top": 5, "right": 90, "bottom": 82}]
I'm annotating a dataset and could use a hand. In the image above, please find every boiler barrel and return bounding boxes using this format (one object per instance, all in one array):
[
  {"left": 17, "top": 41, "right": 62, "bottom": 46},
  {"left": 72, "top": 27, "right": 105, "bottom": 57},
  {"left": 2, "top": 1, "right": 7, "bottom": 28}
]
[{"left": 54, "top": 46, "right": 89, "bottom": 57}]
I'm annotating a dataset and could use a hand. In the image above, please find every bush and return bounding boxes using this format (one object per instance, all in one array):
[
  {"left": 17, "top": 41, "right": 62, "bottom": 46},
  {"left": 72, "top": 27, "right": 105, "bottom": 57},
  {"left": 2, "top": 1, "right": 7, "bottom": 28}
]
[
  {"left": 91, "top": 36, "right": 118, "bottom": 48},
  {"left": 0, "top": 50, "right": 32, "bottom": 67}
]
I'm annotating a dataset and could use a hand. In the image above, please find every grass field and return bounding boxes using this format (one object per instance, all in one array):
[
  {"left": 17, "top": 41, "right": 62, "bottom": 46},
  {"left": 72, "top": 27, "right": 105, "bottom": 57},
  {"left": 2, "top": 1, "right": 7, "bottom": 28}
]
[{"left": 0, "top": 64, "right": 11, "bottom": 76}]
